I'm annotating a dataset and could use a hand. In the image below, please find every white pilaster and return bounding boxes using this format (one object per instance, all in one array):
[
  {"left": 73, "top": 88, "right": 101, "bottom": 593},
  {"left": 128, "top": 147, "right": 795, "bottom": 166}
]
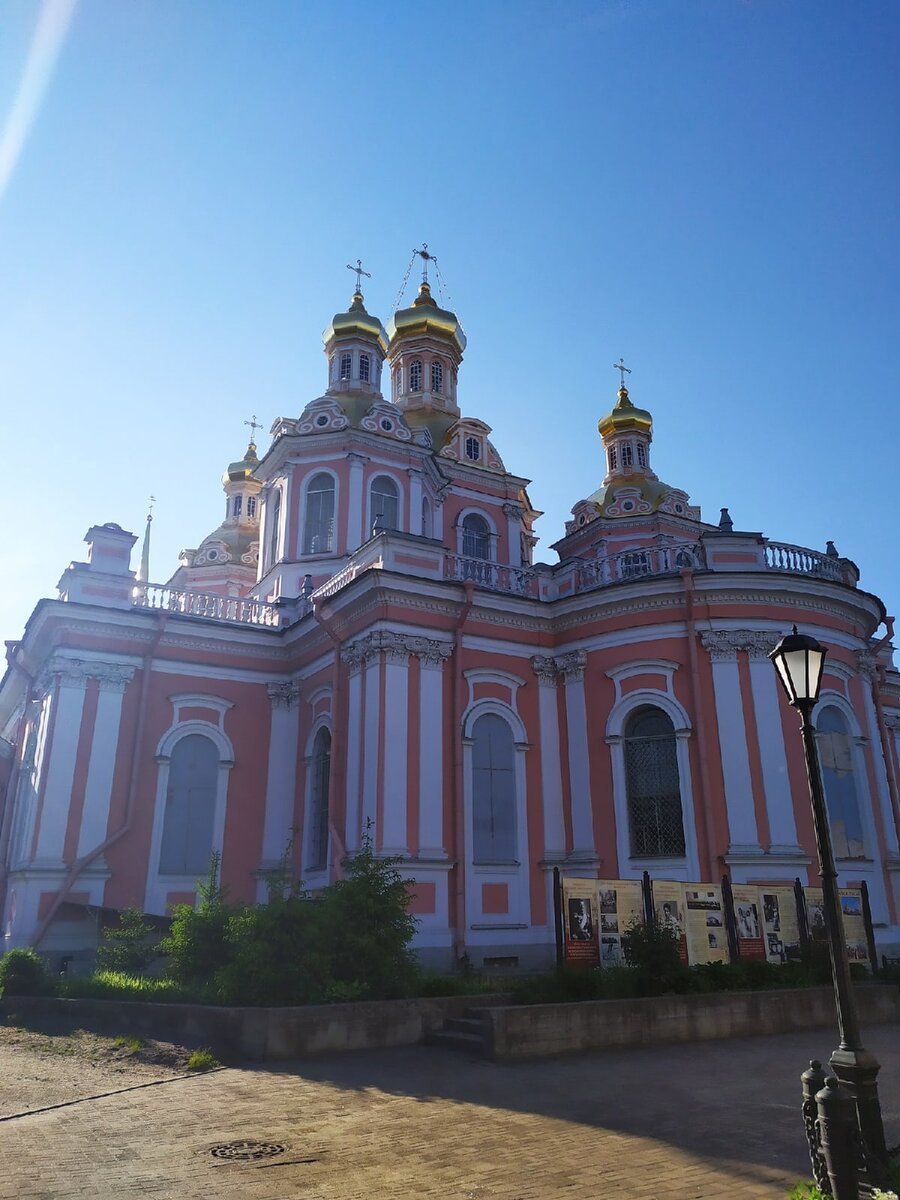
[
  {"left": 361, "top": 645, "right": 381, "bottom": 838},
  {"left": 76, "top": 667, "right": 135, "bottom": 858},
  {"left": 531, "top": 657, "right": 565, "bottom": 859},
  {"left": 700, "top": 634, "right": 760, "bottom": 853},
  {"left": 342, "top": 645, "right": 365, "bottom": 852},
  {"left": 858, "top": 662, "right": 900, "bottom": 855},
  {"left": 559, "top": 652, "right": 595, "bottom": 860},
  {"left": 417, "top": 639, "right": 453, "bottom": 857},
  {"left": 381, "top": 641, "right": 410, "bottom": 855},
  {"left": 34, "top": 666, "right": 88, "bottom": 865},
  {"left": 503, "top": 503, "right": 522, "bottom": 568},
  {"left": 408, "top": 469, "right": 423, "bottom": 539},
  {"left": 258, "top": 681, "right": 301, "bottom": 896},
  {"left": 347, "top": 453, "right": 366, "bottom": 549},
  {"left": 433, "top": 495, "right": 444, "bottom": 541},
  {"left": 748, "top": 656, "right": 802, "bottom": 852}
]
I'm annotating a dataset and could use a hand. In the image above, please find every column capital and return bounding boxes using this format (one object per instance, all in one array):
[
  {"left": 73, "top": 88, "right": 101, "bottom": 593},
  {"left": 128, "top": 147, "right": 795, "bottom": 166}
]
[
  {"left": 556, "top": 650, "right": 587, "bottom": 683},
  {"left": 404, "top": 635, "right": 454, "bottom": 667},
  {"left": 531, "top": 655, "right": 559, "bottom": 685},
  {"left": 858, "top": 650, "right": 878, "bottom": 679},
  {"left": 38, "top": 656, "right": 136, "bottom": 693},
  {"left": 701, "top": 628, "right": 779, "bottom": 661},
  {"left": 502, "top": 502, "right": 523, "bottom": 520},
  {"left": 266, "top": 680, "right": 301, "bottom": 710}
]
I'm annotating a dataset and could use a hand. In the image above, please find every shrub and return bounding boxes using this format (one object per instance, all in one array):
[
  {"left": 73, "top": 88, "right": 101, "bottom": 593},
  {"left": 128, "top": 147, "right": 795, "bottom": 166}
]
[
  {"left": 96, "top": 907, "right": 157, "bottom": 975},
  {"left": 216, "top": 892, "right": 329, "bottom": 1006},
  {"left": 0, "top": 948, "right": 56, "bottom": 997},
  {"left": 620, "top": 916, "right": 683, "bottom": 993},
  {"left": 160, "top": 853, "right": 238, "bottom": 989},
  {"left": 186, "top": 1048, "right": 219, "bottom": 1072}
]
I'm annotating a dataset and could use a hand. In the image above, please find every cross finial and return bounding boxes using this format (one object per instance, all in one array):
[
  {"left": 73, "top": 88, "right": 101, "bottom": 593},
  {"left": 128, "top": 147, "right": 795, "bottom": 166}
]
[
  {"left": 244, "top": 415, "right": 262, "bottom": 446},
  {"left": 613, "top": 358, "right": 632, "bottom": 388},
  {"left": 346, "top": 258, "right": 371, "bottom": 293},
  {"left": 146, "top": 495, "right": 155, "bottom": 523},
  {"left": 415, "top": 242, "right": 436, "bottom": 283}
]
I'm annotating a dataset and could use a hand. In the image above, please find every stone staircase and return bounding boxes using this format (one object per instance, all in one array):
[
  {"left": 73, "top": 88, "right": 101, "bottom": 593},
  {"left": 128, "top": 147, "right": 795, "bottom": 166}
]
[{"left": 426, "top": 1007, "right": 491, "bottom": 1056}]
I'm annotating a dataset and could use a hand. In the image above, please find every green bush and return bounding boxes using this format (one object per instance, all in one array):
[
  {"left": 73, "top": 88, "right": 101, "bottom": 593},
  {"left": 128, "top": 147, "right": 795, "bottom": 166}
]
[
  {"left": 0, "top": 947, "right": 56, "bottom": 997},
  {"left": 620, "top": 916, "right": 683, "bottom": 994},
  {"left": 160, "top": 853, "right": 237, "bottom": 989},
  {"left": 96, "top": 907, "right": 158, "bottom": 975},
  {"left": 216, "top": 892, "right": 329, "bottom": 1006}
]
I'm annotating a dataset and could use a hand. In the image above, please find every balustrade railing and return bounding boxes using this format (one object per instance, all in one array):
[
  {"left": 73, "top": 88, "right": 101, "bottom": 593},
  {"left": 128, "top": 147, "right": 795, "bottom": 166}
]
[
  {"left": 764, "top": 541, "right": 844, "bottom": 580},
  {"left": 575, "top": 542, "right": 705, "bottom": 594},
  {"left": 133, "top": 584, "right": 282, "bottom": 627},
  {"left": 444, "top": 554, "right": 538, "bottom": 597}
]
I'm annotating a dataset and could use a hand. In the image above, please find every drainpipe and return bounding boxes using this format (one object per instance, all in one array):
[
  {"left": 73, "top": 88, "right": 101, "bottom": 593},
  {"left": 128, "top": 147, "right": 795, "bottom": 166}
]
[
  {"left": 33, "top": 613, "right": 167, "bottom": 947},
  {"left": 450, "top": 581, "right": 475, "bottom": 963},
  {"left": 868, "top": 618, "right": 900, "bottom": 847},
  {"left": 311, "top": 597, "right": 347, "bottom": 873},
  {"left": 680, "top": 569, "right": 718, "bottom": 881}
]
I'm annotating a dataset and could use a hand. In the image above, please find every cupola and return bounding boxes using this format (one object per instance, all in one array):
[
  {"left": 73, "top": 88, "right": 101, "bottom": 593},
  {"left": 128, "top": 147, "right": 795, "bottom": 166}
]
[
  {"left": 386, "top": 280, "right": 466, "bottom": 447},
  {"left": 322, "top": 287, "right": 388, "bottom": 422}
]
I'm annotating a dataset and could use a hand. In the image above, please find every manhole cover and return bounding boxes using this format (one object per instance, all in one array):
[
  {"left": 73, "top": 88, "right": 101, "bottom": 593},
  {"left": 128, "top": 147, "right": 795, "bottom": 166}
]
[{"left": 209, "top": 1140, "right": 287, "bottom": 1162}]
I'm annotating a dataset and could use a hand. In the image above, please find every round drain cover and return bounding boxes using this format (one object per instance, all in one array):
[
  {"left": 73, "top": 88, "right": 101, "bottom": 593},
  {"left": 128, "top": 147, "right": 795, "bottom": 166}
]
[{"left": 210, "top": 1140, "right": 287, "bottom": 1162}]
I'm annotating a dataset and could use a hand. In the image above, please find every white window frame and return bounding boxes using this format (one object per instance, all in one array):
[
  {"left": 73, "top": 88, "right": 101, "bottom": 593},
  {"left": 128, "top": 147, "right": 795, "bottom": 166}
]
[
  {"left": 301, "top": 470, "right": 338, "bottom": 556},
  {"left": 457, "top": 508, "right": 497, "bottom": 562},
  {"left": 367, "top": 471, "right": 403, "bottom": 536}
]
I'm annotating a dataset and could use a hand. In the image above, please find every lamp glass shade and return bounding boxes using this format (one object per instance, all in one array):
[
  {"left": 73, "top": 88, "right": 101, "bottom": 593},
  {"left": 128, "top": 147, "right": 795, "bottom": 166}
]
[{"left": 769, "top": 627, "right": 827, "bottom": 707}]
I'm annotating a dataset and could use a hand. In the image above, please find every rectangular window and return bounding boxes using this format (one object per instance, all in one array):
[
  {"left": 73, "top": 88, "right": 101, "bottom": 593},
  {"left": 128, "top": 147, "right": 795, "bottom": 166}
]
[
  {"left": 359, "top": 354, "right": 370, "bottom": 382},
  {"left": 340, "top": 353, "right": 352, "bottom": 380},
  {"left": 247, "top": 496, "right": 257, "bottom": 518},
  {"left": 233, "top": 495, "right": 243, "bottom": 518}
]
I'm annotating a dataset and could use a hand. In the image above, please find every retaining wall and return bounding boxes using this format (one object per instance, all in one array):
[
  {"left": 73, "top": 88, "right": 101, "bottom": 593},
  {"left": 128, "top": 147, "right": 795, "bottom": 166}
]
[{"left": 480, "top": 984, "right": 900, "bottom": 1059}]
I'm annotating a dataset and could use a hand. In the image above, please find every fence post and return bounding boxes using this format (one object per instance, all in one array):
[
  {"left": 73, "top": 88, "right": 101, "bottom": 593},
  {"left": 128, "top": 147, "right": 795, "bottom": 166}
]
[
  {"left": 801, "top": 1059, "right": 830, "bottom": 1194},
  {"left": 816, "top": 1076, "right": 861, "bottom": 1200}
]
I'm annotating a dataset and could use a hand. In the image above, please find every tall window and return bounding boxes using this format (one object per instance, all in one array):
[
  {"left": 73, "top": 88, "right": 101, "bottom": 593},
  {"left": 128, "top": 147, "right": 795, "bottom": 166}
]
[
  {"left": 472, "top": 713, "right": 517, "bottom": 862},
  {"left": 636, "top": 443, "right": 646, "bottom": 467},
  {"left": 370, "top": 474, "right": 399, "bottom": 533},
  {"left": 247, "top": 495, "right": 257, "bottom": 519},
  {"left": 410, "top": 359, "right": 423, "bottom": 392},
  {"left": 421, "top": 495, "right": 432, "bottom": 537},
  {"left": 609, "top": 446, "right": 618, "bottom": 471},
  {"left": 465, "top": 436, "right": 481, "bottom": 462},
  {"left": 431, "top": 360, "right": 443, "bottom": 393},
  {"left": 160, "top": 734, "right": 218, "bottom": 875},
  {"left": 621, "top": 443, "right": 634, "bottom": 467},
  {"left": 232, "top": 495, "right": 243, "bottom": 518},
  {"left": 339, "top": 352, "right": 352, "bottom": 380},
  {"left": 303, "top": 473, "right": 335, "bottom": 554},
  {"left": 817, "top": 706, "right": 865, "bottom": 858},
  {"left": 308, "top": 727, "right": 331, "bottom": 870},
  {"left": 624, "top": 706, "right": 686, "bottom": 857},
  {"left": 359, "top": 353, "right": 370, "bottom": 383},
  {"left": 462, "top": 512, "right": 491, "bottom": 560},
  {"left": 393, "top": 366, "right": 401, "bottom": 398},
  {"left": 267, "top": 488, "right": 282, "bottom": 568}
]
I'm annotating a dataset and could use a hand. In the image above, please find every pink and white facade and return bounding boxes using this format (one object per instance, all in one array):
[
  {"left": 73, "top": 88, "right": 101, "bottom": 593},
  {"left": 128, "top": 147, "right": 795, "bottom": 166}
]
[{"left": 3, "top": 279, "right": 900, "bottom": 971}]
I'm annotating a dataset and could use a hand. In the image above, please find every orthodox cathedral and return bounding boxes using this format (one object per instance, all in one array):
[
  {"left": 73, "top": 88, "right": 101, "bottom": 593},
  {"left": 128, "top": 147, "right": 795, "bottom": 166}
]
[{"left": 2, "top": 263, "right": 900, "bottom": 971}]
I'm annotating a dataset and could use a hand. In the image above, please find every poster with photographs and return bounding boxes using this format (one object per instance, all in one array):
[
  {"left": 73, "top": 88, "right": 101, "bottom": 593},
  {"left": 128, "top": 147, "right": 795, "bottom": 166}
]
[
  {"left": 597, "top": 879, "right": 645, "bottom": 966},
  {"left": 838, "top": 888, "right": 870, "bottom": 966},
  {"left": 760, "top": 886, "right": 802, "bottom": 964},
  {"left": 561, "top": 878, "right": 600, "bottom": 966},
  {"left": 652, "top": 880, "right": 689, "bottom": 964},
  {"left": 803, "top": 887, "right": 827, "bottom": 945},
  {"left": 731, "top": 885, "right": 766, "bottom": 960},
  {"left": 683, "top": 884, "right": 730, "bottom": 964}
]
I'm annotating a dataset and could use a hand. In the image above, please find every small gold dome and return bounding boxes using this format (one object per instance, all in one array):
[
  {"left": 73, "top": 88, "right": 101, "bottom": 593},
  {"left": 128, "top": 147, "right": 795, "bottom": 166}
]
[
  {"left": 223, "top": 441, "right": 260, "bottom": 484},
  {"left": 323, "top": 292, "right": 388, "bottom": 353},
  {"left": 597, "top": 385, "right": 653, "bottom": 438},
  {"left": 387, "top": 282, "right": 467, "bottom": 355}
]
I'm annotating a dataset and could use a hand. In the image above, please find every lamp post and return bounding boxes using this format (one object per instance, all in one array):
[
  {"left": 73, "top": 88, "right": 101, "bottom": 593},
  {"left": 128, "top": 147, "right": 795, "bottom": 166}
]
[{"left": 770, "top": 626, "right": 887, "bottom": 1175}]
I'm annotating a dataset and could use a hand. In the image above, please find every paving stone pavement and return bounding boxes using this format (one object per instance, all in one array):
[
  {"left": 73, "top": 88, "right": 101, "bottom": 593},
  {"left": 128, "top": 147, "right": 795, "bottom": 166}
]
[{"left": 5, "top": 1025, "right": 900, "bottom": 1199}]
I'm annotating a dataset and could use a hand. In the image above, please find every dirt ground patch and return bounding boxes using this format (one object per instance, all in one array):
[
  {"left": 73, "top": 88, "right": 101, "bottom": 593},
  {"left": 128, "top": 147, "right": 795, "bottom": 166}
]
[{"left": 0, "top": 1010, "right": 206, "bottom": 1117}]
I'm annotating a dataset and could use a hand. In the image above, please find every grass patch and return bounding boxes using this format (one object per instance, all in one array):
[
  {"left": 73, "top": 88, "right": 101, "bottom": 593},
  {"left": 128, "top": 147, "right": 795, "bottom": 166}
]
[
  {"left": 112, "top": 1035, "right": 144, "bottom": 1053},
  {"left": 186, "top": 1048, "right": 219, "bottom": 1072},
  {"left": 60, "top": 971, "right": 204, "bottom": 1004}
]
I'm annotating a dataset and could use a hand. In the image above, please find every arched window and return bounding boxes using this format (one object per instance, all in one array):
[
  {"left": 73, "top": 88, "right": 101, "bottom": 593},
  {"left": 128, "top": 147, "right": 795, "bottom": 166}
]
[
  {"left": 308, "top": 727, "right": 331, "bottom": 871},
  {"left": 303, "top": 473, "right": 335, "bottom": 554},
  {"left": 409, "top": 359, "right": 423, "bottom": 392},
  {"left": 160, "top": 734, "right": 218, "bottom": 875},
  {"left": 817, "top": 706, "right": 865, "bottom": 858},
  {"left": 370, "top": 474, "right": 399, "bottom": 533},
  {"left": 472, "top": 713, "right": 517, "bottom": 862},
  {"left": 624, "top": 706, "right": 685, "bottom": 857},
  {"left": 636, "top": 443, "right": 646, "bottom": 467},
  {"left": 431, "top": 360, "right": 443, "bottom": 393},
  {"left": 339, "top": 352, "right": 352, "bottom": 380},
  {"left": 267, "top": 488, "right": 282, "bottom": 568},
  {"left": 608, "top": 446, "right": 618, "bottom": 471},
  {"left": 247, "top": 495, "right": 257, "bottom": 519},
  {"left": 621, "top": 443, "right": 634, "bottom": 467},
  {"left": 393, "top": 366, "right": 401, "bottom": 398},
  {"left": 232, "top": 495, "right": 243, "bottom": 518},
  {"left": 421, "top": 495, "right": 432, "bottom": 538},
  {"left": 462, "top": 512, "right": 491, "bottom": 560},
  {"left": 359, "top": 353, "right": 370, "bottom": 383}
]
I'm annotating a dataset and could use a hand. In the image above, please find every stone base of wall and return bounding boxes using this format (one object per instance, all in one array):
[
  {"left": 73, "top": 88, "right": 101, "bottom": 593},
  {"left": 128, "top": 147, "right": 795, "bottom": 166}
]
[{"left": 480, "top": 984, "right": 900, "bottom": 1059}]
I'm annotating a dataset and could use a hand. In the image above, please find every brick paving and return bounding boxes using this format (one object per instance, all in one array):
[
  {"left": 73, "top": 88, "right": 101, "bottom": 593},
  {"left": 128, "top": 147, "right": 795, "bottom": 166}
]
[{"left": 4, "top": 1025, "right": 900, "bottom": 1199}]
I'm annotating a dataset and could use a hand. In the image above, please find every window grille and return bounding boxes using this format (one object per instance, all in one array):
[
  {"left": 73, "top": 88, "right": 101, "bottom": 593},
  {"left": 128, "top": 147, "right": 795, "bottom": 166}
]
[
  {"left": 624, "top": 707, "right": 686, "bottom": 857},
  {"left": 370, "top": 474, "right": 399, "bottom": 532},
  {"left": 472, "top": 713, "right": 517, "bottom": 862},
  {"left": 247, "top": 495, "right": 257, "bottom": 518},
  {"left": 465, "top": 437, "right": 481, "bottom": 462},
  {"left": 303, "top": 473, "right": 335, "bottom": 554},
  {"left": 621, "top": 443, "right": 634, "bottom": 467},
  {"left": 308, "top": 728, "right": 331, "bottom": 870},
  {"left": 410, "top": 359, "right": 423, "bottom": 391},
  {"left": 233, "top": 495, "right": 243, "bottom": 518},
  {"left": 160, "top": 735, "right": 218, "bottom": 875},
  {"left": 817, "top": 706, "right": 866, "bottom": 858},
  {"left": 637, "top": 443, "right": 646, "bottom": 467},
  {"left": 431, "top": 360, "right": 443, "bottom": 393},
  {"left": 359, "top": 354, "right": 370, "bottom": 383},
  {"left": 267, "top": 488, "right": 282, "bottom": 567},
  {"left": 339, "top": 353, "right": 352, "bottom": 380},
  {"left": 462, "top": 512, "right": 491, "bottom": 560},
  {"left": 609, "top": 446, "right": 618, "bottom": 471},
  {"left": 620, "top": 550, "right": 651, "bottom": 579}
]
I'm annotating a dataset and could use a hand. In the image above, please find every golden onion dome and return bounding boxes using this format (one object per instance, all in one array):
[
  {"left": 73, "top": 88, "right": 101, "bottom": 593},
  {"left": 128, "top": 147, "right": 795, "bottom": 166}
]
[
  {"left": 597, "top": 386, "right": 653, "bottom": 439},
  {"left": 386, "top": 282, "right": 466, "bottom": 356},
  {"left": 323, "top": 291, "right": 388, "bottom": 353},
  {"left": 223, "top": 440, "right": 260, "bottom": 484}
]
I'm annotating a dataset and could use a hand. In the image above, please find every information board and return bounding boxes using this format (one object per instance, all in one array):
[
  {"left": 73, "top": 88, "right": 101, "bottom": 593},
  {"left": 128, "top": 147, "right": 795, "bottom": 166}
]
[
  {"left": 652, "top": 879, "right": 689, "bottom": 964},
  {"left": 731, "top": 885, "right": 766, "bottom": 960},
  {"left": 839, "top": 888, "right": 870, "bottom": 966},
  {"left": 597, "top": 879, "right": 645, "bottom": 965},
  {"left": 561, "top": 877, "right": 600, "bottom": 966},
  {"left": 760, "top": 886, "right": 802, "bottom": 964},
  {"left": 683, "top": 884, "right": 730, "bottom": 964}
]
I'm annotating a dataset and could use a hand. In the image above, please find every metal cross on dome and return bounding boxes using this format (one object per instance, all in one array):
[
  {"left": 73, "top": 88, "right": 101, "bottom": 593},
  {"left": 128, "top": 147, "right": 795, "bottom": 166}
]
[
  {"left": 613, "top": 358, "right": 632, "bottom": 387},
  {"left": 415, "top": 243, "right": 437, "bottom": 282},
  {"left": 346, "top": 258, "right": 371, "bottom": 292},
  {"left": 244, "top": 415, "right": 263, "bottom": 444}
]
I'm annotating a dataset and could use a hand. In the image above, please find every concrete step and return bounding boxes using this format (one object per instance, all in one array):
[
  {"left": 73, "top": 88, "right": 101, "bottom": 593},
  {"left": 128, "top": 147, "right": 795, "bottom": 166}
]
[
  {"left": 443, "top": 1016, "right": 484, "bottom": 1036},
  {"left": 426, "top": 1029, "right": 486, "bottom": 1055}
]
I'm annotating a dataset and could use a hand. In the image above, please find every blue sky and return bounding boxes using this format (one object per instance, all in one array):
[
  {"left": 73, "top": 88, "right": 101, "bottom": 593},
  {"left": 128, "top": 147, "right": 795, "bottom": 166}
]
[{"left": 1, "top": 0, "right": 898, "bottom": 640}]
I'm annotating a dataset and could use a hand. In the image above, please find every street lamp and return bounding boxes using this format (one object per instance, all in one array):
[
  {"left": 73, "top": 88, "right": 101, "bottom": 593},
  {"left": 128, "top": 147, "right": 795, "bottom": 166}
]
[{"left": 770, "top": 625, "right": 887, "bottom": 1176}]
